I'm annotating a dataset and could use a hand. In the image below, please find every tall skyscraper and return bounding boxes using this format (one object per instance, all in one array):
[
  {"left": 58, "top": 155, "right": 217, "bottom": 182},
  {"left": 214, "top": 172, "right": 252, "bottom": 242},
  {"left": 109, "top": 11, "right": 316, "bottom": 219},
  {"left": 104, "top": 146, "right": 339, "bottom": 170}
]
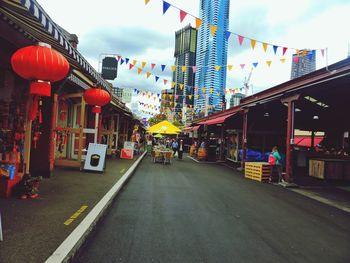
[
  {"left": 172, "top": 25, "right": 197, "bottom": 124},
  {"left": 194, "top": 0, "right": 230, "bottom": 117},
  {"left": 229, "top": 93, "right": 245, "bottom": 108},
  {"left": 291, "top": 49, "right": 316, "bottom": 79}
]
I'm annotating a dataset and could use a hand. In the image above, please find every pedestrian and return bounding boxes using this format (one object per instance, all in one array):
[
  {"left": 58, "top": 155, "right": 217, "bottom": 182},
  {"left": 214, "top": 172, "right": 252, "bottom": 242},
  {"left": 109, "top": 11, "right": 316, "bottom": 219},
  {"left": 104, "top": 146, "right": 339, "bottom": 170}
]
[
  {"left": 171, "top": 139, "right": 178, "bottom": 157},
  {"left": 268, "top": 146, "right": 283, "bottom": 183},
  {"left": 178, "top": 139, "right": 184, "bottom": 160}
]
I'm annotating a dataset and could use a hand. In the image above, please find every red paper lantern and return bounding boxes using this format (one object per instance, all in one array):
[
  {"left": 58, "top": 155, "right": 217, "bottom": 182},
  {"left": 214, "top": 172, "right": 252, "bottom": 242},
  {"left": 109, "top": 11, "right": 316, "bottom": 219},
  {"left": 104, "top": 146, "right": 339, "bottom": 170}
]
[
  {"left": 11, "top": 43, "right": 69, "bottom": 97},
  {"left": 83, "top": 88, "right": 111, "bottom": 114}
]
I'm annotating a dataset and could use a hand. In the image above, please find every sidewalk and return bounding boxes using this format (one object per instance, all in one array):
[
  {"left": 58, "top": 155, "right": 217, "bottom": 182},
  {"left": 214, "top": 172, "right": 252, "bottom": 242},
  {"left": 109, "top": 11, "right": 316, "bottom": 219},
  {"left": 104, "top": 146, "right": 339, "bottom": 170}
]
[{"left": 0, "top": 154, "right": 145, "bottom": 263}]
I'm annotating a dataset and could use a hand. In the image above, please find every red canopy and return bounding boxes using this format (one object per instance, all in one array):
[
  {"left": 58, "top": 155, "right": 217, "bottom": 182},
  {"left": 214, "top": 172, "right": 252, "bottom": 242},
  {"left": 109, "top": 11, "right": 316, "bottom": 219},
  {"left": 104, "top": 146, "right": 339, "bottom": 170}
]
[
  {"left": 294, "top": 136, "right": 323, "bottom": 147},
  {"left": 199, "top": 113, "right": 236, "bottom": 125}
]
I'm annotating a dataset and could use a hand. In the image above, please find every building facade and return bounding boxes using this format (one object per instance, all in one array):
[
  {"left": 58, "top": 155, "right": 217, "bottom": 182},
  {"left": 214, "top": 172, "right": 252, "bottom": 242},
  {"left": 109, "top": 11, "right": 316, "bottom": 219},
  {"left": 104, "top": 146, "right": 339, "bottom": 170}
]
[
  {"left": 194, "top": 0, "right": 230, "bottom": 117},
  {"left": 229, "top": 93, "right": 245, "bottom": 108},
  {"left": 172, "top": 25, "right": 197, "bottom": 125},
  {"left": 291, "top": 50, "right": 316, "bottom": 79}
]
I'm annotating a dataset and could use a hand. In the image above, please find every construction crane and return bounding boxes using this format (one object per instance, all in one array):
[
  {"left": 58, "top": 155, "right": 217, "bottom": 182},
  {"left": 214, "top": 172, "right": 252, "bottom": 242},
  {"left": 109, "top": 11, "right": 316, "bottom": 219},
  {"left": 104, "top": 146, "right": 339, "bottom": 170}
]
[{"left": 243, "top": 67, "right": 253, "bottom": 96}]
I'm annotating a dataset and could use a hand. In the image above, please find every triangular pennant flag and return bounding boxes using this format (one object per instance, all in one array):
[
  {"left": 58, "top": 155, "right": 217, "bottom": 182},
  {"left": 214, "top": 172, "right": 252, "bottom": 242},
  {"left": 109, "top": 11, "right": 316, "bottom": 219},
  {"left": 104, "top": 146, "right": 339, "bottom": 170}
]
[
  {"left": 273, "top": 45, "right": 278, "bottom": 55},
  {"left": 171, "top": 65, "right": 176, "bottom": 71},
  {"left": 321, "top": 49, "right": 325, "bottom": 57},
  {"left": 182, "top": 66, "right": 186, "bottom": 72},
  {"left": 280, "top": 58, "right": 286, "bottom": 63},
  {"left": 252, "top": 62, "right": 258, "bottom": 68},
  {"left": 224, "top": 31, "right": 231, "bottom": 41},
  {"left": 146, "top": 72, "right": 151, "bottom": 78},
  {"left": 164, "top": 79, "right": 168, "bottom": 85},
  {"left": 195, "top": 95, "right": 199, "bottom": 99},
  {"left": 192, "top": 66, "right": 196, "bottom": 73},
  {"left": 308, "top": 50, "right": 315, "bottom": 60},
  {"left": 189, "top": 95, "right": 192, "bottom": 100},
  {"left": 238, "top": 35, "right": 244, "bottom": 46},
  {"left": 227, "top": 65, "right": 233, "bottom": 71},
  {"left": 262, "top": 43, "right": 268, "bottom": 52},
  {"left": 215, "top": 65, "right": 221, "bottom": 71},
  {"left": 195, "top": 18, "right": 202, "bottom": 29},
  {"left": 129, "top": 63, "right": 134, "bottom": 70},
  {"left": 251, "top": 39, "right": 256, "bottom": 49},
  {"left": 145, "top": 0, "right": 150, "bottom": 5},
  {"left": 180, "top": 10, "right": 187, "bottom": 23},
  {"left": 169, "top": 94, "right": 173, "bottom": 99},
  {"left": 293, "top": 56, "right": 299, "bottom": 64},
  {"left": 138, "top": 68, "right": 142, "bottom": 74},
  {"left": 282, "top": 47, "right": 288, "bottom": 56},
  {"left": 163, "top": 1, "right": 171, "bottom": 14},
  {"left": 179, "top": 84, "right": 183, "bottom": 90},
  {"left": 266, "top": 60, "right": 272, "bottom": 67},
  {"left": 171, "top": 82, "right": 176, "bottom": 88},
  {"left": 302, "top": 49, "right": 307, "bottom": 57},
  {"left": 161, "top": 65, "right": 166, "bottom": 71},
  {"left": 202, "top": 88, "right": 206, "bottom": 93},
  {"left": 151, "top": 63, "right": 156, "bottom": 70},
  {"left": 117, "top": 55, "right": 121, "bottom": 61},
  {"left": 175, "top": 95, "right": 179, "bottom": 100},
  {"left": 240, "top": 64, "right": 245, "bottom": 69},
  {"left": 155, "top": 76, "right": 159, "bottom": 82},
  {"left": 142, "top": 61, "right": 146, "bottom": 68},
  {"left": 125, "top": 58, "right": 129, "bottom": 64},
  {"left": 209, "top": 88, "right": 213, "bottom": 94},
  {"left": 210, "top": 25, "right": 217, "bottom": 37},
  {"left": 133, "top": 60, "right": 137, "bottom": 66},
  {"left": 120, "top": 58, "right": 125, "bottom": 65}
]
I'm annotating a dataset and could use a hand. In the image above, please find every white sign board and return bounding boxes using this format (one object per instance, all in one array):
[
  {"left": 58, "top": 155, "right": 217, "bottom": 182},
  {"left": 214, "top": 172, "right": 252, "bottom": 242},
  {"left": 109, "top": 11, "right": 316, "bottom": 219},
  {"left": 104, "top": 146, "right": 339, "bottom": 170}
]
[
  {"left": 122, "top": 87, "right": 132, "bottom": 103},
  {"left": 124, "top": 141, "right": 135, "bottom": 150},
  {"left": 83, "top": 143, "right": 107, "bottom": 172}
]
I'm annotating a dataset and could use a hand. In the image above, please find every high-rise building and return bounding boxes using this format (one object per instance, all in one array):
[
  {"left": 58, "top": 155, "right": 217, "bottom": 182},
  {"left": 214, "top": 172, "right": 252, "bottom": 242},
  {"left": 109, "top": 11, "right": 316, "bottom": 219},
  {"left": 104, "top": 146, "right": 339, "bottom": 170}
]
[
  {"left": 291, "top": 49, "right": 316, "bottom": 79},
  {"left": 194, "top": 0, "right": 230, "bottom": 117},
  {"left": 229, "top": 93, "right": 245, "bottom": 108},
  {"left": 172, "top": 25, "right": 197, "bottom": 125}
]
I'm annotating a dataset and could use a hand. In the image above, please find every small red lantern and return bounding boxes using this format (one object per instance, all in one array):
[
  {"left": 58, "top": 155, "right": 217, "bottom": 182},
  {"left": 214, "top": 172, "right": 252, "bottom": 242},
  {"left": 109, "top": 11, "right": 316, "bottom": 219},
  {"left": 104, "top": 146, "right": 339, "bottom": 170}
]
[
  {"left": 83, "top": 88, "right": 111, "bottom": 113},
  {"left": 11, "top": 42, "right": 69, "bottom": 97}
]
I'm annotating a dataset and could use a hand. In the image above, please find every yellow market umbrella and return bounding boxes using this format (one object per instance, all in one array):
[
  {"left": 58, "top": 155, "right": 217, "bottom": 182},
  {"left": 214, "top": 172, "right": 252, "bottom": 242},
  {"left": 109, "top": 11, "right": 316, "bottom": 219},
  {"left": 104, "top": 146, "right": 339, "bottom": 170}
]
[
  {"left": 147, "top": 120, "right": 181, "bottom": 135},
  {"left": 153, "top": 133, "right": 164, "bottom": 138}
]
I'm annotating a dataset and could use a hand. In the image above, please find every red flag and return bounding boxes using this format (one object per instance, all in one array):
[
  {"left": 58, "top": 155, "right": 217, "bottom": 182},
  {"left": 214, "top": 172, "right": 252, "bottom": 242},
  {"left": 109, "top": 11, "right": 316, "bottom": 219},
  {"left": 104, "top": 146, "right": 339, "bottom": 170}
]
[
  {"left": 164, "top": 79, "right": 168, "bottom": 85},
  {"left": 129, "top": 64, "right": 134, "bottom": 70},
  {"left": 282, "top": 47, "right": 288, "bottom": 56},
  {"left": 293, "top": 56, "right": 299, "bottom": 64},
  {"left": 151, "top": 63, "right": 156, "bottom": 70},
  {"left": 238, "top": 35, "right": 244, "bottom": 46},
  {"left": 180, "top": 10, "right": 187, "bottom": 22}
]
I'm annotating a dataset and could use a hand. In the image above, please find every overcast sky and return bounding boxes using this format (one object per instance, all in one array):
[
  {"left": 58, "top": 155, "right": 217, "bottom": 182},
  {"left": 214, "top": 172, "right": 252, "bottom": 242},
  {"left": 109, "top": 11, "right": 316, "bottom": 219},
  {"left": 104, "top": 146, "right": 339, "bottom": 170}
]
[{"left": 38, "top": 0, "right": 350, "bottom": 115}]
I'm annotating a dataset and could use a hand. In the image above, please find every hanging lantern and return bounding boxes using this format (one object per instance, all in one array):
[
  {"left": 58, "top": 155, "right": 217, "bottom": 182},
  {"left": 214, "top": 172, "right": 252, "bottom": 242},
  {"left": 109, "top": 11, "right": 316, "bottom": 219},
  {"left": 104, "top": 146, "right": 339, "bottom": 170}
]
[
  {"left": 11, "top": 42, "right": 70, "bottom": 97},
  {"left": 83, "top": 87, "right": 111, "bottom": 113}
]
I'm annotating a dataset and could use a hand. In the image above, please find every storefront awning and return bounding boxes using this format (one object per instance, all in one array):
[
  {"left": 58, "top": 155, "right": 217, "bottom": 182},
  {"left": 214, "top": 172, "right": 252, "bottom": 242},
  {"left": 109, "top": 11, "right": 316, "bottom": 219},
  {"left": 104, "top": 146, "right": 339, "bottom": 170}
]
[
  {"left": 199, "top": 113, "right": 236, "bottom": 125},
  {"left": 182, "top": 125, "right": 200, "bottom": 132}
]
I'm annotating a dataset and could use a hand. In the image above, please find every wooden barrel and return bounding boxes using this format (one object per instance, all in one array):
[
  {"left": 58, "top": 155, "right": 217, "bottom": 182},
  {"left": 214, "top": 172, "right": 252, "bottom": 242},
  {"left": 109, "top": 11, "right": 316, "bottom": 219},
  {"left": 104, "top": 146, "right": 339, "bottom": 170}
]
[
  {"left": 197, "top": 147, "right": 207, "bottom": 161},
  {"left": 190, "top": 145, "right": 196, "bottom": 157}
]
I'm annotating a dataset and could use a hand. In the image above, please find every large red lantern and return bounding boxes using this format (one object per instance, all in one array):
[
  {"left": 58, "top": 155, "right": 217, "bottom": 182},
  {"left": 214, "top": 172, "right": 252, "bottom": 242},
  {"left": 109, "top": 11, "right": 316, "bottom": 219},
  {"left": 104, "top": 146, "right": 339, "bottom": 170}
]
[
  {"left": 83, "top": 88, "right": 111, "bottom": 113},
  {"left": 11, "top": 42, "right": 69, "bottom": 97}
]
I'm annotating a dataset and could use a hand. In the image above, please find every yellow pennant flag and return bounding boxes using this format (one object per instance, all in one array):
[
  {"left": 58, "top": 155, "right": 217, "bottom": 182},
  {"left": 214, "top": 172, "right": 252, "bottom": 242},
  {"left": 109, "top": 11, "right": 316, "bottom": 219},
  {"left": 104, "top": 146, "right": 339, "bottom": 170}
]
[
  {"left": 171, "top": 82, "right": 176, "bottom": 88},
  {"left": 182, "top": 66, "right": 186, "bottom": 72},
  {"left": 195, "top": 95, "right": 199, "bottom": 99},
  {"left": 210, "top": 25, "right": 217, "bottom": 37},
  {"left": 170, "top": 101, "right": 173, "bottom": 106},
  {"left": 145, "top": 0, "right": 150, "bottom": 5},
  {"left": 180, "top": 84, "right": 183, "bottom": 90},
  {"left": 133, "top": 60, "right": 137, "bottom": 66},
  {"left": 262, "top": 42, "right": 268, "bottom": 52},
  {"left": 142, "top": 61, "right": 146, "bottom": 68},
  {"left": 171, "top": 65, "right": 176, "bottom": 71},
  {"left": 209, "top": 88, "right": 213, "bottom": 94},
  {"left": 169, "top": 94, "right": 173, "bottom": 99},
  {"left": 251, "top": 39, "right": 256, "bottom": 49},
  {"left": 295, "top": 49, "right": 300, "bottom": 56},
  {"left": 138, "top": 68, "right": 142, "bottom": 74},
  {"left": 146, "top": 72, "right": 151, "bottom": 78},
  {"left": 189, "top": 95, "right": 193, "bottom": 100},
  {"left": 202, "top": 88, "right": 206, "bottom": 93},
  {"left": 280, "top": 58, "right": 286, "bottom": 63},
  {"left": 227, "top": 65, "right": 233, "bottom": 71},
  {"left": 215, "top": 65, "right": 221, "bottom": 71},
  {"left": 196, "top": 18, "right": 202, "bottom": 29},
  {"left": 302, "top": 49, "right": 307, "bottom": 57},
  {"left": 266, "top": 61, "right": 272, "bottom": 67},
  {"left": 217, "top": 92, "right": 220, "bottom": 96}
]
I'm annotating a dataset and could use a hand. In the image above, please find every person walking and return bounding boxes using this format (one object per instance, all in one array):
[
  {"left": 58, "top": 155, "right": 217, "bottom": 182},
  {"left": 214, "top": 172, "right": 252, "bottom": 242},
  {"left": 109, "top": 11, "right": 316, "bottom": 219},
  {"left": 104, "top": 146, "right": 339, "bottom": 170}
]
[
  {"left": 178, "top": 139, "right": 184, "bottom": 160},
  {"left": 171, "top": 139, "right": 178, "bottom": 157},
  {"left": 268, "top": 146, "right": 283, "bottom": 183}
]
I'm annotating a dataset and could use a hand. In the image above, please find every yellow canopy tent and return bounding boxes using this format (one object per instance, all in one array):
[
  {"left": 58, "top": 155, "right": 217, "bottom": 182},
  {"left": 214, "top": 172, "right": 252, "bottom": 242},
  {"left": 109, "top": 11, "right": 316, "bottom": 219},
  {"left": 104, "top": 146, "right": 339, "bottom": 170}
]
[{"left": 147, "top": 120, "right": 181, "bottom": 135}]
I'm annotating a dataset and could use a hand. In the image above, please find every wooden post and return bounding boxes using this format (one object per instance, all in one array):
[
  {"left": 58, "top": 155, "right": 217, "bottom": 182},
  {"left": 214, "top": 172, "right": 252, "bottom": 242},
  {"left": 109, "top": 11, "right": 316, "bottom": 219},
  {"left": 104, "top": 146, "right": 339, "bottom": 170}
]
[
  {"left": 78, "top": 97, "right": 85, "bottom": 163},
  {"left": 241, "top": 110, "right": 248, "bottom": 169},
  {"left": 311, "top": 131, "right": 315, "bottom": 149},
  {"left": 49, "top": 94, "right": 58, "bottom": 173},
  {"left": 115, "top": 114, "right": 120, "bottom": 150},
  {"left": 24, "top": 96, "right": 33, "bottom": 175}
]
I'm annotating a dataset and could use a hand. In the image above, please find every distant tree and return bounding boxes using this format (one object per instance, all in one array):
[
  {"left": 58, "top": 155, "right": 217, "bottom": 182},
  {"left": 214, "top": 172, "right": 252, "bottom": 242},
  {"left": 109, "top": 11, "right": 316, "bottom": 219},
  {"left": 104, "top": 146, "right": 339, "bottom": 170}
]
[{"left": 147, "top": 113, "right": 166, "bottom": 126}]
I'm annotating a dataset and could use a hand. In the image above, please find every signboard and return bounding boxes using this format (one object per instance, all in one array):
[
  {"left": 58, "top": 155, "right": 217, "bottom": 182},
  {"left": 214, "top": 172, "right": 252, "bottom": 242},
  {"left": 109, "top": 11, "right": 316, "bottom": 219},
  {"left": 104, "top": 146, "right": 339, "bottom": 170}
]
[
  {"left": 122, "top": 87, "right": 132, "bottom": 103},
  {"left": 120, "top": 148, "right": 134, "bottom": 159},
  {"left": 101, "top": 57, "right": 118, "bottom": 80},
  {"left": 123, "top": 141, "right": 134, "bottom": 150},
  {"left": 83, "top": 143, "right": 107, "bottom": 172}
]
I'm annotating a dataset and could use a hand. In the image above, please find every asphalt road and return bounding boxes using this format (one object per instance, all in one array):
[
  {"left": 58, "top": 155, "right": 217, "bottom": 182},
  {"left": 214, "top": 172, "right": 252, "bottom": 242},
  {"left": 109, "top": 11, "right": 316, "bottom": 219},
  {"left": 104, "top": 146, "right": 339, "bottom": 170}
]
[{"left": 74, "top": 156, "right": 350, "bottom": 263}]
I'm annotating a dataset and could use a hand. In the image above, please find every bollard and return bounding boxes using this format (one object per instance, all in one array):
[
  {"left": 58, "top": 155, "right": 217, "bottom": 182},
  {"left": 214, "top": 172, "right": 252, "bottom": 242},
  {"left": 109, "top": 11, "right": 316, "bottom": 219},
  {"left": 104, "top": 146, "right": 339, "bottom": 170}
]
[{"left": 0, "top": 211, "right": 3, "bottom": 241}]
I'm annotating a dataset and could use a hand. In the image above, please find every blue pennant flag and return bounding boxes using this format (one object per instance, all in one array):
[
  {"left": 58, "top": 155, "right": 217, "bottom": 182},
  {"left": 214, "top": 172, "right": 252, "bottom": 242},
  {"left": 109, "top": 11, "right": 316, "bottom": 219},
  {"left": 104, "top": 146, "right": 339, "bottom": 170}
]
[
  {"left": 120, "top": 59, "right": 124, "bottom": 65},
  {"left": 134, "top": 88, "right": 137, "bottom": 93},
  {"left": 273, "top": 45, "right": 278, "bottom": 55},
  {"left": 308, "top": 50, "right": 315, "bottom": 60},
  {"left": 159, "top": 99, "right": 162, "bottom": 102},
  {"left": 224, "top": 31, "right": 231, "bottom": 41},
  {"left": 157, "top": 93, "right": 160, "bottom": 97},
  {"left": 187, "top": 86, "right": 192, "bottom": 92},
  {"left": 125, "top": 58, "right": 129, "bottom": 64},
  {"left": 163, "top": 1, "right": 171, "bottom": 14},
  {"left": 252, "top": 62, "right": 258, "bottom": 68},
  {"left": 137, "top": 90, "right": 140, "bottom": 94},
  {"left": 155, "top": 76, "right": 159, "bottom": 82},
  {"left": 161, "top": 65, "right": 166, "bottom": 72}
]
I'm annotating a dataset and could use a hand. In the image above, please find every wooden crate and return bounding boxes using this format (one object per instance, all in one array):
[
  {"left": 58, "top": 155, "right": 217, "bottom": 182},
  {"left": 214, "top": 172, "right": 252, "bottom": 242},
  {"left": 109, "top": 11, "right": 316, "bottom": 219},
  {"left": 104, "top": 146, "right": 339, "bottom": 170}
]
[
  {"left": 309, "top": 159, "right": 325, "bottom": 179},
  {"left": 245, "top": 162, "right": 271, "bottom": 182}
]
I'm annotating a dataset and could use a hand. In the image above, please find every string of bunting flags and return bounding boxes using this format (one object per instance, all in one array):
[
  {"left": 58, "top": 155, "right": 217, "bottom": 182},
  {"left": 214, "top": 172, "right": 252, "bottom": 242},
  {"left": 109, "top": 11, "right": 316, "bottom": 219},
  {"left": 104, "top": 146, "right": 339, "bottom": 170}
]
[{"left": 144, "top": 0, "right": 326, "bottom": 56}]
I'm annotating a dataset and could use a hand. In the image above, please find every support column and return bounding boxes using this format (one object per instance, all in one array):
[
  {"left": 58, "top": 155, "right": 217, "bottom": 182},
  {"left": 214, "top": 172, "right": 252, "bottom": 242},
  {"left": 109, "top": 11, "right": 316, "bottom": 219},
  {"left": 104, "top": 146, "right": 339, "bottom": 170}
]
[
  {"left": 220, "top": 124, "right": 224, "bottom": 161},
  {"left": 49, "top": 94, "right": 58, "bottom": 173},
  {"left": 241, "top": 110, "right": 248, "bottom": 169},
  {"left": 311, "top": 131, "right": 315, "bottom": 149},
  {"left": 78, "top": 97, "right": 85, "bottom": 163}
]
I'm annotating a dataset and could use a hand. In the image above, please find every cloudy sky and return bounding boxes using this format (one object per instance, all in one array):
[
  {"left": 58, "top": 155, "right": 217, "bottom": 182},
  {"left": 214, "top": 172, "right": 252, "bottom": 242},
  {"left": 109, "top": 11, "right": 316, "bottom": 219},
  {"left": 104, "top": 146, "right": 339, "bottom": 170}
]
[{"left": 38, "top": 0, "right": 350, "bottom": 115}]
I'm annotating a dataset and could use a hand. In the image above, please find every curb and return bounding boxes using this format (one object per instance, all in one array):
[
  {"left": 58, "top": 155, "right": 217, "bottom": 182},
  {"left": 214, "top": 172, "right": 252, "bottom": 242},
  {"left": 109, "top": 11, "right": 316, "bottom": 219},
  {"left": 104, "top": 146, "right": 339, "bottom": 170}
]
[{"left": 45, "top": 151, "right": 147, "bottom": 263}]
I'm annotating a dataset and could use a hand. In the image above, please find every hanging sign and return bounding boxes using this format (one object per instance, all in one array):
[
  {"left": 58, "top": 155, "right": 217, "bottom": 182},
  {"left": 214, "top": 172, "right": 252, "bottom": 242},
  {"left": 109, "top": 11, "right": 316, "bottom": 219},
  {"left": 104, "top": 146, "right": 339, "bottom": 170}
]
[
  {"left": 122, "top": 87, "right": 132, "bottom": 103},
  {"left": 83, "top": 143, "right": 107, "bottom": 172},
  {"left": 102, "top": 57, "right": 118, "bottom": 80}
]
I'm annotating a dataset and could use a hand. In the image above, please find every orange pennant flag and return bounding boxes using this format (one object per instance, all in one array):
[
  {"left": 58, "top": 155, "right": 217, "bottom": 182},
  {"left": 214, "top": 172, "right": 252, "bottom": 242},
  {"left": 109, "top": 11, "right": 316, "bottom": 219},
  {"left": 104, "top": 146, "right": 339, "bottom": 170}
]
[
  {"left": 171, "top": 65, "right": 176, "bottom": 71},
  {"left": 227, "top": 65, "right": 233, "bottom": 71},
  {"left": 202, "top": 88, "right": 206, "bottom": 93},
  {"left": 146, "top": 72, "right": 151, "bottom": 78},
  {"left": 262, "top": 42, "right": 268, "bottom": 52},
  {"left": 210, "top": 25, "right": 217, "bottom": 37},
  {"left": 138, "top": 68, "right": 142, "bottom": 74},
  {"left": 141, "top": 61, "right": 146, "bottom": 68},
  {"left": 302, "top": 49, "right": 307, "bottom": 57},
  {"left": 196, "top": 18, "right": 202, "bottom": 29},
  {"left": 266, "top": 60, "right": 272, "bottom": 67},
  {"left": 251, "top": 39, "right": 256, "bottom": 49},
  {"left": 280, "top": 58, "right": 286, "bottom": 63},
  {"left": 181, "top": 66, "right": 186, "bottom": 72},
  {"left": 215, "top": 65, "right": 221, "bottom": 71},
  {"left": 145, "top": 0, "right": 150, "bottom": 5}
]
